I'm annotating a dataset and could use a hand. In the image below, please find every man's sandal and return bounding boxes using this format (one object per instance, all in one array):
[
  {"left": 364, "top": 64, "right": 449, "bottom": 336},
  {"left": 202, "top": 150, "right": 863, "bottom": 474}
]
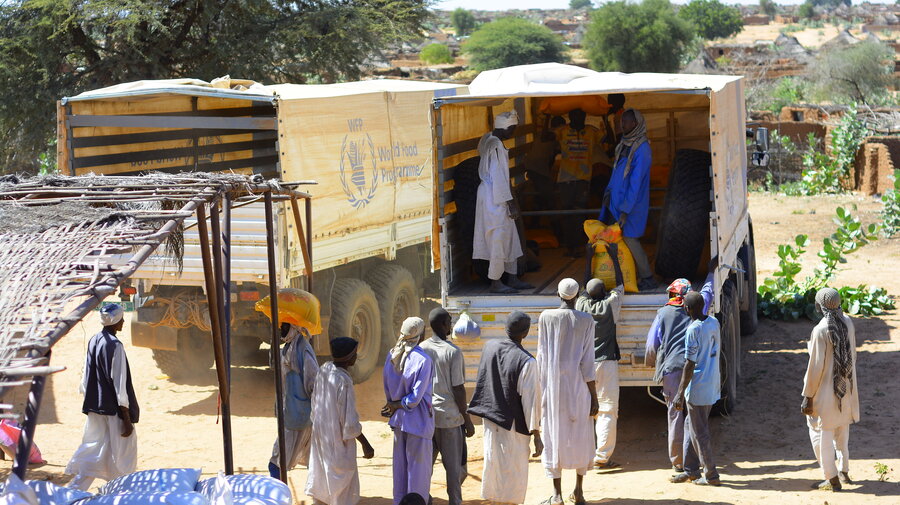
[
  {"left": 539, "top": 497, "right": 564, "bottom": 505},
  {"left": 567, "top": 493, "right": 587, "bottom": 505},
  {"left": 593, "top": 460, "right": 620, "bottom": 469}
]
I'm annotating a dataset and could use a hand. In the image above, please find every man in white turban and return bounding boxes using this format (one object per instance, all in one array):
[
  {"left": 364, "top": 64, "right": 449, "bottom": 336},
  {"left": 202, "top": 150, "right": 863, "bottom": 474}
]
[
  {"left": 473, "top": 110, "right": 533, "bottom": 294},
  {"left": 382, "top": 317, "right": 434, "bottom": 504},
  {"left": 801, "top": 288, "right": 859, "bottom": 492},
  {"left": 67, "top": 303, "right": 139, "bottom": 491},
  {"left": 537, "top": 279, "right": 599, "bottom": 505}
]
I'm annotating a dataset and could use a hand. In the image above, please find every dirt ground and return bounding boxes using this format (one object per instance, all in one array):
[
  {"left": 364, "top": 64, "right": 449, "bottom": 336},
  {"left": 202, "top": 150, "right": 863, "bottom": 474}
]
[
  {"left": 720, "top": 22, "right": 867, "bottom": 49},
  {"left": 5, "top": 192, "right": 899, "bottom": 504}
]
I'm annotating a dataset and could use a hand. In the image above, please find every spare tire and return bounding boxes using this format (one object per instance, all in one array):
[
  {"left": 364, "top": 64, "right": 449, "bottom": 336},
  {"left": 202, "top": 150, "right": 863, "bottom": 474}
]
[{"left": 655, "top": 149, "right": 713, "bottom": 279}]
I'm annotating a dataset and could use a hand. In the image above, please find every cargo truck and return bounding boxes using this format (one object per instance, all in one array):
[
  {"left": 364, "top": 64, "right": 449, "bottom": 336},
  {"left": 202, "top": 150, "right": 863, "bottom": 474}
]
[
  {"left": 430, "top": 63, "right": 767, "bottom": 412},
  {"left": 58, "top": 77, "right": 467, "bottom": 382}
]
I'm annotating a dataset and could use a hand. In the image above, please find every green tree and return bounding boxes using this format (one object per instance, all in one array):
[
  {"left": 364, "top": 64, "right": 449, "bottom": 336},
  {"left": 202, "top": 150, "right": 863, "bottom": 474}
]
[
  {"left": 584, "top": 0, "right": 695, "bottom": 72},
  {"left": 798, "top": 1, "right": 816, "bottom": 19},
  {"left": 570, "top": 0, "right": 593, "bottom": 9},
  {"left": 463, "top": 17, "right": 567, "bottom": 72},
  {"left": 812, "top": 40, "right": 896, "bottom": 105},
  {"left": 0, "top": 0, "right": 430, "bottom": 173},
  {"left": 420, "top": 43, "right": 454, "bottom": 64},
  {"left": 759, "top": 0, "right": 777, "bottom": 17},
  {"left": 451, "top": 8, "right": 476, "bottom": 36},
  {"left": 678, "top": 0, "right": 743, "bottom": 40}
]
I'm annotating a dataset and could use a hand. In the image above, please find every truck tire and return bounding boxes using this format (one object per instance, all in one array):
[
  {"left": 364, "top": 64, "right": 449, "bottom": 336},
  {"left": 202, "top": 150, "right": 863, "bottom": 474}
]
[
  {"left": 366, "top": 264, "right": 421, "bottom": 356},
  {"left": 151, "top": 327, "right": 213, "bottom": 380},
  {"left": 739, "top": 228, "right": 759, "bottom": 336},
  {"left": 714, "top": 278, "right": 740, "bottom": 415},
  {"left": 329, "top": 279, "right": 382, "bottom": 384},
  {"left": 655, "top": 149, "right": 713, "bottom": 279}
]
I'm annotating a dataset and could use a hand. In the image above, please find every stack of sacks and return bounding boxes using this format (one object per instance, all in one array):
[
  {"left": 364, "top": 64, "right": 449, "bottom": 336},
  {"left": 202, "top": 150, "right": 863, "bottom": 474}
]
[
  {"left": 25, "top": 480, "right": 92, "bottom": 505},
  {"left": 195, "top": 473, "right": 291, "bottom": 505},
  {"left": 83, "top": 468, "right": 207, "bottom": 505}
]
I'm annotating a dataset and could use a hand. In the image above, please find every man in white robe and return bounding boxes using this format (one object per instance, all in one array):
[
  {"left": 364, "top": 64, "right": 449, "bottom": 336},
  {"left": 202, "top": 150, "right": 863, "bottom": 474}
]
[
  {"left": 473, "top": 110, "right": 532, "bottom": 294},
  {"left": 468, "top": 311, "right": 542, "bottom": 505},
  {"left": 269, "top": 324, "right": 319, "bottom": 479},
  {"left": 538, "top": 279, "right": 599, "bottom": 505},
  {"left": 66, "top": 304, "right": 138, "bottom": 491},
  {"left": 801, "top": 288, "right": 860, "bottom": 492},
  {"left": 306, "top": 337, "right": 374, "bottom": 505}
]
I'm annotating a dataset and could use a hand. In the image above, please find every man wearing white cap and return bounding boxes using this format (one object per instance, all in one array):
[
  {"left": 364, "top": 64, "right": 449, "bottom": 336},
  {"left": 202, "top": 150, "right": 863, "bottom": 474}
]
[
  {"left": 537, "top": 279, "right": 599, "bottom": 505},
  {"left": 473, "top": 110, "right": 533, "bottom": 294},
  {"left": 382, "top": 317, "right": 434, "bottom": 505},
  {"left": 67, "top": 303, "right": 139, "bottom": 491}
]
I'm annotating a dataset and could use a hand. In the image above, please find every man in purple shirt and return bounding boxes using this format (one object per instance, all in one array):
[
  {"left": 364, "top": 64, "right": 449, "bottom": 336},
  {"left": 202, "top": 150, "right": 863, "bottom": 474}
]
[{"left": 383, "top": 317, "right": 435, "bottom": 505}]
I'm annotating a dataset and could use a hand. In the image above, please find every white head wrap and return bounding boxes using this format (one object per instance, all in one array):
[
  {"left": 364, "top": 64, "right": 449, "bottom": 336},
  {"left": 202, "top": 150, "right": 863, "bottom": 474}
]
[
  {"left": 558, "top": 278, "right": 580, "bottom": 301},
  {"left": 100, "top": 303, "right": 125, "bottom": 326},
  {"left": 390, "top": 317, "right": 425, "bottom": 373},
  {"left": 495, "top": 111, "right": 519, "bottom": 130}
]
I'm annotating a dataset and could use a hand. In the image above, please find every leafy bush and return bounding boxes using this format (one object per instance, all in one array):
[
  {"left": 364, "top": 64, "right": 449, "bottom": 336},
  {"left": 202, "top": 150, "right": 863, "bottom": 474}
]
[
  {"left": 760, "top": 0, "right": 777, "bottom": 17},
  {"left": 451, "top": 8, "right": 476, "bottom": 36},
  {"left": 798, "top": 1, "right": 815, "bottom": 20},
  {"left": 765, "top": 77, "right": 806, "bottom": 114},
  {"left": 788, "top": 109, "right": 868, "bottom": 195},
  {"left": 811, "top": 40, "right": 897, "bottom": 106},
  {"left": 881, "top": 169, "right": 900, "bottom": 237},
  {"left": 570, "top": 0, "right": 594, "bottom": 9},
  {"left": 419, "top": 43, "right": 454, "bottom": 64},
  {"left": 758, "top": 207, "right": 894, "bottom": 320},
  {"left": 463, "top": 18, "right": 567, "bottom": 71},
  {"left": 678, "top": 0, "right": 744, "bottom": 40},
  {"left": 584, "top": 0, "right": 695, "bottom": 73}
]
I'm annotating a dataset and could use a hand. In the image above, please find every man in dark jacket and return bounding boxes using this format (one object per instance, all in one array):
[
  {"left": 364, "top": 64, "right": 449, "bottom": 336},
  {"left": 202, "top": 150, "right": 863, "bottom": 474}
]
[
  {"left": 66, "top": 303, "right": 139, "bottom": 491},
  {"left": 468, "top": 311, "right": 542, "bottom": 505}
]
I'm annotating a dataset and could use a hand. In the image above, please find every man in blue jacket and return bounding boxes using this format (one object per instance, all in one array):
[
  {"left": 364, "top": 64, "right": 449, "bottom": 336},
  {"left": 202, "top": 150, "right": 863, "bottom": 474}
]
[{"left": 600, "top": 108, "right": 655, "bottom": 291}]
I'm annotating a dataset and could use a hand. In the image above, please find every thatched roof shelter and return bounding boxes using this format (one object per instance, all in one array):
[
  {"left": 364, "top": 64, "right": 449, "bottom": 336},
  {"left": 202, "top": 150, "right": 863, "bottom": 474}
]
[{"left": 0, "top": 172, "right": 313, "bottom": 480}]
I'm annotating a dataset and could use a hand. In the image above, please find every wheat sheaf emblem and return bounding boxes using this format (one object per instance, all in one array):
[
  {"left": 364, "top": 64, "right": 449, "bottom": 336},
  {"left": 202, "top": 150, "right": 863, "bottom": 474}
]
[{"left": 340, "top": 133, "right": 379, "bottom": 209}]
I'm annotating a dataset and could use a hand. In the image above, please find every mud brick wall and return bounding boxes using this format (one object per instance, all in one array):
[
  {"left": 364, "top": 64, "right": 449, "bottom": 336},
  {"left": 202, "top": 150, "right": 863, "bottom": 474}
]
[{"left": 853, "top": 136, "right": 900, "bottom": 195}]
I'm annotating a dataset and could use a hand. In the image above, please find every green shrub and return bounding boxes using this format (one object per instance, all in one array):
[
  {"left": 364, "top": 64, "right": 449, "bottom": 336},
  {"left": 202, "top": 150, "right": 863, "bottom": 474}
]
[
  {"left": 463, "top": 18, "right": 567, "bottom": 71},
  {"left": 789, "top": 110, "right": 868, "bottom": 195},
  {"left": 881, "top": 169, "right": 900, "bottom": 237},
  {"left": 678, "top": 0, "right": 743, "bottom": 40},
  {"left": 419, "top": 43, "right": 454, "bottom": 65}
]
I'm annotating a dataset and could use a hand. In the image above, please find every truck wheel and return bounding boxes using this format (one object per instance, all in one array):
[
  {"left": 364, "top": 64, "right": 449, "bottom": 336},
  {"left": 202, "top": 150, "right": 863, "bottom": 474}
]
[
  {"left": 151, "top": 327, "right": 213, "bottom": 380},
  {"left": 739, "top": 229, "right": 759, "bottom": 336},
  {"left": 714, "top": 278, "right": 739, "bottom": 415},
  {"left": 367, "top": 264, "right": 421, "bottom": 356},
  {"left": 329, "top": 279, "right": 382, "bottom": 384},
  {"left": 655, "top": 149, "right": 713, "bottom": 279}
]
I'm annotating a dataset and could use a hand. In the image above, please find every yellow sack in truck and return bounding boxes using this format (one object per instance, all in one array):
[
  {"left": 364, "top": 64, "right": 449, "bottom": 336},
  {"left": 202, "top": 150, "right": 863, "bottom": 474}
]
[
  {"left": 583, "top": 220, "right": 639, "bottom": 293},
  {"left": 256, "top": 288, "right": 322, "bottom": 335}
]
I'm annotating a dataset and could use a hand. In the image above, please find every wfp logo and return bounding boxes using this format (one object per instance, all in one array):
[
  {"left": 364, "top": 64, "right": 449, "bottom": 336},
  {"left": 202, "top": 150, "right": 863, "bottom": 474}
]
[{"left": 339, "top": 130, "right": 379, "bottom": 209}]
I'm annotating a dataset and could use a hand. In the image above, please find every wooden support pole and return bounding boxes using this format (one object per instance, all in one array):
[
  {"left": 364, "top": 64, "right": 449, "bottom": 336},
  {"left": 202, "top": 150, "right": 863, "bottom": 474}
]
[
  {"left": 305, "top": 197, "right": 313, "bottom": 291},
  {"left": 223, "top": 197, "right": 233, "bottom": 377},
  {"left": 12, "top": 351, "right": 49, "bottom": 480},
  {"left": 197, "top": 204, "right": 234, "bottom": 475},
  {"left": 265, "top": 192, "right": 288, "bottom": 483},
  {"left": 289, "top": 197, "right": 313, "bottom": 288}
]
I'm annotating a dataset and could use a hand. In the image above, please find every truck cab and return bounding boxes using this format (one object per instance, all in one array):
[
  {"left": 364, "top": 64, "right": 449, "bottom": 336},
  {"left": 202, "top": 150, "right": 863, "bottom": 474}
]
[{"left": 431, "top": 63, "right": 764, "bottom": 412}]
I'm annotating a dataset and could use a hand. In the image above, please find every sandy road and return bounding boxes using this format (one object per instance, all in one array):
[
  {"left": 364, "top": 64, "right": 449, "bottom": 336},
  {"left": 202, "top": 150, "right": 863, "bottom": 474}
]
[{"left": 5, "top": 192, "right": 899, "bottom": 504}]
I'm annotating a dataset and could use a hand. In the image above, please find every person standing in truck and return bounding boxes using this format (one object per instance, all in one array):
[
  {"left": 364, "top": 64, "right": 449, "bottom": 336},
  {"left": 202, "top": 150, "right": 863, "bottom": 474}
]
[
  {"left": 67, "top": 303, "right": 139, "bottom": 491},
  {"left": 801, "top": 288, "right": 859, "bottom": 492},
  {"left": 474, "top": 110, "right": 533, "bottom": 294},
  {"left": 575, "top": 244, "right": 625, "bottom": 470},
  {"left": 382, "top": 317, "right": 434, "bottom": 505},
  {"left": 269, "top": 323, "right": 319, "bottom": 480},
  {"left": 538, "top": 278, "right": 600, "bottom": 505},
  {"left": 555, "top": 108, "right": 602, "bottom": 258},
  {"left": 599, "top": 108, "right": 656, "bottom": 291},
  {"left": 419, "top": 308, "right": 474, "bottom": 505},
  {"left": 468, "top": 311, "right": 542, "bottom": 505}
]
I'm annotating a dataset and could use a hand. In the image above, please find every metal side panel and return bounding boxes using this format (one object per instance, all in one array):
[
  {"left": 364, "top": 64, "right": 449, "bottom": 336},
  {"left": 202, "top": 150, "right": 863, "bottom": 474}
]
[
  {"left": 447, "top": 293, "right": 667, "bottom": 387},
  {"left": 132, "top": 202, "right": 282, "bottom": 286}
]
